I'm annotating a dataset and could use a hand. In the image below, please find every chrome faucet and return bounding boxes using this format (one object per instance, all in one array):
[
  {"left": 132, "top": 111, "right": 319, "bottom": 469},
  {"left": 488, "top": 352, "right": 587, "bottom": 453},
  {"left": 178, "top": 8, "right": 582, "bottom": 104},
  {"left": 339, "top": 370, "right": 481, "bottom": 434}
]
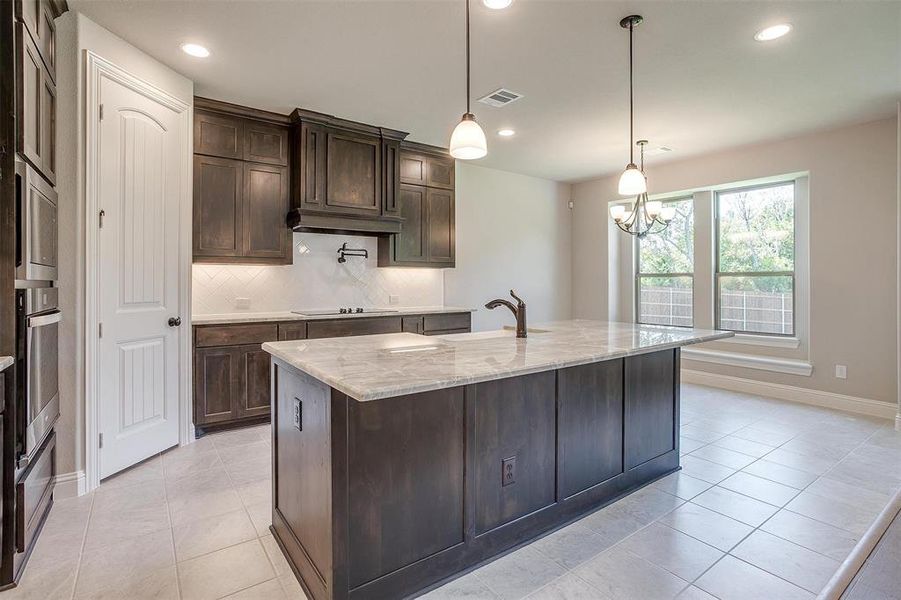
[{"left": 485, "top": 290, "right": 527, "bottom": 338}]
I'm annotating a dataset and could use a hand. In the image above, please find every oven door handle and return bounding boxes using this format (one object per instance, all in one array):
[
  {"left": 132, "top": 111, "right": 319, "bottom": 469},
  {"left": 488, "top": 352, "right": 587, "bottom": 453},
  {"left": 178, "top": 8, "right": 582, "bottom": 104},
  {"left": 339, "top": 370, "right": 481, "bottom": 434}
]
[{"left": 27, "top": 312, "right": 61, "bottom": 328}]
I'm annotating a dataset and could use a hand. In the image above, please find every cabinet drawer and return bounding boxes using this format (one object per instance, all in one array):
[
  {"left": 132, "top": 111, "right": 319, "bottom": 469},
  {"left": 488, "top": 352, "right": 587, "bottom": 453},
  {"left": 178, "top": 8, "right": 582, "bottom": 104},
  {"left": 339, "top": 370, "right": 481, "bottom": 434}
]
[
  {"left": 423, "top": 313, "right": 470, "bottom": 333},
  {"left": 16, "top": 430, "right": 55, "bottom": 555},
  {"left": 278, "top": 322, "right": 307, "bottom": 341},
  {"left": 195, "top": 323, "right": 279, "bottom": 347},
  {"left": 307, "top": 317, "right": 402, "bottom": 339}
]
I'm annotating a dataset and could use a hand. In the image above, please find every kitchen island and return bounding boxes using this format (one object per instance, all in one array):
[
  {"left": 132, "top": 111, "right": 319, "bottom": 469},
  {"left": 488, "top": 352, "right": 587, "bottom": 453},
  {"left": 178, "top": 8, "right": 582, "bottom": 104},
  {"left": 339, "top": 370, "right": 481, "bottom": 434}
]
[{"left": 262, "top": 320, "right": 732, "bottom": 600}]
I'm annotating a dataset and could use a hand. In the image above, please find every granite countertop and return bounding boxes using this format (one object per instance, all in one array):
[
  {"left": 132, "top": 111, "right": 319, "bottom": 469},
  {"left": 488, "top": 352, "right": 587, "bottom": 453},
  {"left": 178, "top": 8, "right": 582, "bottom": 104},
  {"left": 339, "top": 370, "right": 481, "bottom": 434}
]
[
  {"left": 0, "top": 356, "right": 13, "bottom": 371},
  {"left": 262, "top": 319, "right": 733, "bottom": 401},
  {"left": 192, "top": 306, "right": 476, "bottom": 325}
]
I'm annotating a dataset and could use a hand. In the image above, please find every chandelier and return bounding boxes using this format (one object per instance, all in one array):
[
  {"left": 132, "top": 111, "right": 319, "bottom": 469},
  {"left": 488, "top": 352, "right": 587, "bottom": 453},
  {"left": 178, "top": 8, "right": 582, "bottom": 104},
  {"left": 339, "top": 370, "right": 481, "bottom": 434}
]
[{"left": 609, "top": 140, "right": 675, "bottom": 238}]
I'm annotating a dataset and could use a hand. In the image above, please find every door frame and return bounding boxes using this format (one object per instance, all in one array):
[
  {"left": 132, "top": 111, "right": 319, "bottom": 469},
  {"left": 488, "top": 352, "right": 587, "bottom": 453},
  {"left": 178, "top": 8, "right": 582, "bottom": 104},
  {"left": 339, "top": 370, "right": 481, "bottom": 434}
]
[{"left": 84, "top": 51, "right": 193, "bottom": 492}]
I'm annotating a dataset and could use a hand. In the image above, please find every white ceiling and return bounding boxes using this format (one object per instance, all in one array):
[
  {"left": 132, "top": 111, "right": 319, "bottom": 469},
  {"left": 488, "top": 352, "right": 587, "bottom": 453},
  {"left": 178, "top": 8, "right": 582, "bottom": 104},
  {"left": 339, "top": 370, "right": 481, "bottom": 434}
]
[{"left": 70, "top": 0, "right": 901, "bottom": 182}]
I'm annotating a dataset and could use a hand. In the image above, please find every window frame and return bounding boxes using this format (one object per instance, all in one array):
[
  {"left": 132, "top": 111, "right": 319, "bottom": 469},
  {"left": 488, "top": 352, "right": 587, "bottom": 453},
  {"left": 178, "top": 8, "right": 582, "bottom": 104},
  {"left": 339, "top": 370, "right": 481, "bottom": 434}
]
[
  {"left": 634, "top": 196, "right": 695, "bottom": 328},
  {"left": 713, "top": 180, "right": 796, "bottom": 337}
]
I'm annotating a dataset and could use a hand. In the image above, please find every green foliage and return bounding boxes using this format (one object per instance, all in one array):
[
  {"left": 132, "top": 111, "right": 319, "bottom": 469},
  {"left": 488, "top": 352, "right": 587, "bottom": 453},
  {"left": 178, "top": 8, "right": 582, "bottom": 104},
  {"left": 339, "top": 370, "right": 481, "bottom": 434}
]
[{"left": 638, "top": 198, "right": 694, "bottom": 274}]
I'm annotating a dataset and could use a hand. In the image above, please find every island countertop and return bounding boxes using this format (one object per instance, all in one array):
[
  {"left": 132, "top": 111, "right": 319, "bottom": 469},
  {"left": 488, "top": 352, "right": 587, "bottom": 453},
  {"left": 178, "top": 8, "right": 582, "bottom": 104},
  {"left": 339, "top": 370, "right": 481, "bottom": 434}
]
[{"left": 262, "top": 319, "right": 732, "bottom": 401}]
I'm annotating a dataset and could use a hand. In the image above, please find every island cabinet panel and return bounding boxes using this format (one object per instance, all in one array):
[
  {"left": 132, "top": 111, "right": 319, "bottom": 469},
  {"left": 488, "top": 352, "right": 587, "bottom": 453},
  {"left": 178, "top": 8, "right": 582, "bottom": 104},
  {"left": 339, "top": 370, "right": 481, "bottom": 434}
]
[
  {"left": 624, "top": 350, "right": 677, "bottom": 469},
  {"left": 346, "top": 388, "right": 465, "bottom": 587},
  {"left": 558, "top": 360, "right": 624, "bottom": 498},
  {"left": 471, "top": 371, "right": 556, "bottom": 534},
  {"left": 273, "top": 366, "right": 333, "bottom": 599}
]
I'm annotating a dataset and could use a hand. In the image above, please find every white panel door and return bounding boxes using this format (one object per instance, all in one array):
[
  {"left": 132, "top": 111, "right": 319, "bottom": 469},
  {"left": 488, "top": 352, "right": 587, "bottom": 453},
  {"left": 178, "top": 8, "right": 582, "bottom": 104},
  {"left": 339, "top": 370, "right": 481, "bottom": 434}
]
[{"left": 97, "top": 74, "right": 183, "bottom": 479}]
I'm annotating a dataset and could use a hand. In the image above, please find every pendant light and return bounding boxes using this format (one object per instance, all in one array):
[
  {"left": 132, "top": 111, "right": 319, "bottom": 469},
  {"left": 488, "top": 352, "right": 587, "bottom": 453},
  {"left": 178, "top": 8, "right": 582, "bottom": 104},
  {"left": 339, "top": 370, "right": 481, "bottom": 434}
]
[
  {"left": 617, "top": 15, "right": 646, "bottom": 196},
  {"left": 449, "top": 0, "right": 488, "bottom": 160},
  {"left": 609, "top": 140, "right": 675, "bottom": 238}
]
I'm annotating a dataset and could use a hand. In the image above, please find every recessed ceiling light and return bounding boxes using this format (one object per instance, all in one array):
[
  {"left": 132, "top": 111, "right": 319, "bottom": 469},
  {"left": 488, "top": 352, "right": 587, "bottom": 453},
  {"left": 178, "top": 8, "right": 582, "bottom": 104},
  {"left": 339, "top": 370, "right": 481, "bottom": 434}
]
[
  {"left": 497, "top": 128, "right": 516, "bottom": 137},
  {"left": 482, "top": 0, "right": 513, "bottom": 9},
  {"left": 754, "top": 24, "right": 792, "bottom": 42},
  {"left": 181, "top": 43, "right": 210, "bottom": 58}
]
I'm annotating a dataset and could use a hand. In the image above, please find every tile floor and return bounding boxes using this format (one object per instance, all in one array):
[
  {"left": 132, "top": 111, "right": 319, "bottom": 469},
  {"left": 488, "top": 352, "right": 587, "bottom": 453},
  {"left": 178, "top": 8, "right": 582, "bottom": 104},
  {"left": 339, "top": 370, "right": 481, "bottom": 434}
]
[{"left": 8, "top": 384, "right": 901, "bottom": 600}]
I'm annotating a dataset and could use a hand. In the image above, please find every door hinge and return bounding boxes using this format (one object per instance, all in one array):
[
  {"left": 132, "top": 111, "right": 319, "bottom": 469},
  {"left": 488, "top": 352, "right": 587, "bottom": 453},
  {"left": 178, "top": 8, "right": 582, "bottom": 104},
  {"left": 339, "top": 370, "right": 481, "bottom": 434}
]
[
  {"left": 99, "top": 104, "right": 104, "bottom": 121},
  {"left": 99, "top": 209, "right": 105, "bottom": 228},
  {"left": 99, "top": 433, "right": 103, "bottom": 449},
  {"left": 98, "top": 322, "right": 103, "bottom": 338}
]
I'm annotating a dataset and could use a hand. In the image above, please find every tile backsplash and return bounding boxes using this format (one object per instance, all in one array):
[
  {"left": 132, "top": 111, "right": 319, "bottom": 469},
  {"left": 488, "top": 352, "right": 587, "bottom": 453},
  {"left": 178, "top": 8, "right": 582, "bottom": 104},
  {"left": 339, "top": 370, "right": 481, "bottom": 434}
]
[{"left": 192, "top": 233, "right": 445, "bottom": 314}]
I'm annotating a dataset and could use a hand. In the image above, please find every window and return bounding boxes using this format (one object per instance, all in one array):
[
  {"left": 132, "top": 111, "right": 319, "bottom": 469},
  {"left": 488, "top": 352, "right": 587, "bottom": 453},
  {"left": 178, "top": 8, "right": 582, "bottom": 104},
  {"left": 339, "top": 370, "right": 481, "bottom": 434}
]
[
  {"left": 636, "top": 198, "right": 694, "bottom": 327},
  {"left": 715, "top": 182, "right": 794, "bottom": 335}
]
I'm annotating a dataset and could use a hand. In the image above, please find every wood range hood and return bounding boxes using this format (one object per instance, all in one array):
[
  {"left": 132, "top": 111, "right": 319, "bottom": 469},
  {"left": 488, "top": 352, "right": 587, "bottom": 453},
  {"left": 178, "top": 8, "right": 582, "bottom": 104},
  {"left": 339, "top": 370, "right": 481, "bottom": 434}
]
[{"left": 287, "top": 107, "right": 410, "bottom": 236}]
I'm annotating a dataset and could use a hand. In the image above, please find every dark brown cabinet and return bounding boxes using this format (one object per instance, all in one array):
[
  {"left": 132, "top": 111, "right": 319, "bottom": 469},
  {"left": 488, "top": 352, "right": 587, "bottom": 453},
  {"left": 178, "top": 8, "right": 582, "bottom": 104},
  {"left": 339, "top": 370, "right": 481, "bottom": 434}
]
[
  {"left": 16, "top": 0, "right": 57, "bottom": 84},
  {"left": 288, "top": 109, "right": 407, "bottom": 235},
  {"left": 379, "top": 144, "right": 455, "bottom": 268},
  {"left": 193, "top": 312, "right": 470, "bottom": 433},
  {"left": 16, "top": 22, "right": 56, "bottom": 185},
  {"left": 193, "top": 98, "right": 292, "bottom": 265}
]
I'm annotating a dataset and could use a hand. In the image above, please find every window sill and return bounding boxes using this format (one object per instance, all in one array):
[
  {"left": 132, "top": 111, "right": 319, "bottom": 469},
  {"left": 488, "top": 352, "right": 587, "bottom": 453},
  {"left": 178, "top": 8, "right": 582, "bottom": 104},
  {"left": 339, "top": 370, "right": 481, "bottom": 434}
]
[
  {"left": 717, "top": 333, "right": 801, "bottom": 349},
  {"left": 681, "top": 348, "right": 812, "bottom": 376}
]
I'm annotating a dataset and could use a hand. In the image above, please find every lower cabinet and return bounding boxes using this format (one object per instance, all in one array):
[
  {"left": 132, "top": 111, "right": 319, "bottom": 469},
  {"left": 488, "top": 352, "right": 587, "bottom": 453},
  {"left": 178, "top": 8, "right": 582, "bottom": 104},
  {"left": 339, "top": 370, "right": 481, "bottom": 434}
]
[
  {"left": 194, "top": 343, "right": 271, "bottom": 431},
  {"left": 193, "top": 312, "right": 472, "bottom": 433}
]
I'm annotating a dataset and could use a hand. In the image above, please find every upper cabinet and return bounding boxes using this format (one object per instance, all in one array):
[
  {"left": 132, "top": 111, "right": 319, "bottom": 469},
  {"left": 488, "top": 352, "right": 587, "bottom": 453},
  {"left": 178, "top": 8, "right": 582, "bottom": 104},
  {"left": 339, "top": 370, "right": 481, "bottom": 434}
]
[
  {"left": 378, "top": 143, "right": 456, "bottom": 268},
  {"left": 288, "top": 108, "right": 407, "bottom": 235},
  {"left": 15, "top": 18, "right": 57, "bottom": 185},
  {"left": 15, "top": 0, "right": 57, "bottom": 83},
  {"left": 192, "top": 98, "right": 291, "bottom": 265}
]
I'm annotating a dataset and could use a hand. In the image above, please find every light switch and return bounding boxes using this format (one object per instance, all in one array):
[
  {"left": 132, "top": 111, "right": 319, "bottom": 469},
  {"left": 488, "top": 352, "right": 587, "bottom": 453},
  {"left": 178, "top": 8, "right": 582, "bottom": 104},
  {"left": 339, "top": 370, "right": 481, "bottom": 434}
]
[{"left": 235, "top": 297, "right": 250, "bottom": 310}]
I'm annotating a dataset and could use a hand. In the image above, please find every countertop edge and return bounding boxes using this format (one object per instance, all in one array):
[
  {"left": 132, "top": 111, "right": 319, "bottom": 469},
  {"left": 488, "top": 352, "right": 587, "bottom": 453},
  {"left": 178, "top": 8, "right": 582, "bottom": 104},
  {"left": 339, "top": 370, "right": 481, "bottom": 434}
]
[
  {"left": 0, "top": 356, "right": 13, "bottom": 371},
  {"left": 263, "top": 330, "right": 732, "bottom": 402}
]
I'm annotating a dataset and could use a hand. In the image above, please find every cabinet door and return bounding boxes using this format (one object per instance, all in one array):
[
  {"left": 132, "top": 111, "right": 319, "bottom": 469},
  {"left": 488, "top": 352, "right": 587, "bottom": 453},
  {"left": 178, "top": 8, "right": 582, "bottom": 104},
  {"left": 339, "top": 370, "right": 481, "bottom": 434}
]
[
  {"left": 382, "top": 139, "right": 401, "bottom": 217},
  {"left": 193, "top": 155, "right": 244, "bottom": 258},
  {"left": 244, "top": 121, "right": 288, "bottom": 166},
  {"left": 427, "top": 188, "right": 454, "bottom": 264},
  {"left": 16, "top": 24, "right": 43, "bottom": 175},
  {"left": 194, "top": 111, "right": 244, "bottom": 159},
  {"left": 426, "top": 154, "right": 455, "bottom": 190},
  {"left": 395, "top": 184, "right": 427, "bottom": 263},
  {"left": 39, "top": 69, "right": 56, "bottom": 184},
  {"left": 399, "top": 152, "right": 426, "bottom": 186},
  {"left": 401, "top": 316, "right": 423, "bottom": 334},
  {"left": 243, "top": 162, "right": 288, "bottom": 260},
  {"left": 324, "top": 130, "right": 382, "bottom": 216},
  {"left": 194, "top": 347, "right": 239, "bottom": 425},
  {"left": 15, "top": 0, "right": 56, "bottom": 82},
  {"left": 237, "top": 345, "right": 271, "bottom": 419},
  {"left": 624, "top": 350, "right": 676, "bottom": 469}
]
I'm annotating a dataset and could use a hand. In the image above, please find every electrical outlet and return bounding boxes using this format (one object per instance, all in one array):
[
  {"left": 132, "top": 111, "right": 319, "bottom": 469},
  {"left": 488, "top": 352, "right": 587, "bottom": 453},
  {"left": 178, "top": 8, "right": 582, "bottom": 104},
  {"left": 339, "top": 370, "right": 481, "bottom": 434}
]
[
  {"left": 388, "top": 295, "right": 400, "bottom": 305},
  {"left": 501, "top": 456, "right": 516, "bottom": 487},
  {"left": 235, "top": 297, "right": 251, "bottom": 310},
  {"left": 835, "top": 364, "right": 847, "bottom": 379}
]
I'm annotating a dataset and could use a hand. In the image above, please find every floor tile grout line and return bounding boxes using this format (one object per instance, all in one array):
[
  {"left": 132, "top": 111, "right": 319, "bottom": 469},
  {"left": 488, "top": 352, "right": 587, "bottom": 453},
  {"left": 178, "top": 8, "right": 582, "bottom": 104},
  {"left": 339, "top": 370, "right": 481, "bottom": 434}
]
[{"left": 66, "top": 491, "right": 97, "bottom": 600}]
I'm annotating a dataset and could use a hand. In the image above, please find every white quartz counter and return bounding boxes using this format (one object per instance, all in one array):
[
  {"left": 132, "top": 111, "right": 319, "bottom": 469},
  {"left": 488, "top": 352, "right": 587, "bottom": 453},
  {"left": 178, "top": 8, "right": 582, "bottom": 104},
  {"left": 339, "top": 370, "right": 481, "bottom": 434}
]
[
  {"left": 0, "top": 356, "right": 12, "bottom": 371},
  {"left": 262, "top": 319, "right": 732, "bottom": 401},
  {"left": 192, "top": 306, "right": 475, "bottom": 325}
]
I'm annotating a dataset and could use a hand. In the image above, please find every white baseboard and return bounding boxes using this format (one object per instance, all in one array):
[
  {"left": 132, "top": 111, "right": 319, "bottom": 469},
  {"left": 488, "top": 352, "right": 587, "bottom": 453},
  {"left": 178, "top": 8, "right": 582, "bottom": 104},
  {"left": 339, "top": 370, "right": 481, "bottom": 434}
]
[
  {"left": 54, "top": 470, "right": 87, "bottom": 498},
  {"left": 682, "top": 369, "right": 897, "bottom": 420},
  {"left": 896, "top": 414, "right": 901, "bottom": 432}
]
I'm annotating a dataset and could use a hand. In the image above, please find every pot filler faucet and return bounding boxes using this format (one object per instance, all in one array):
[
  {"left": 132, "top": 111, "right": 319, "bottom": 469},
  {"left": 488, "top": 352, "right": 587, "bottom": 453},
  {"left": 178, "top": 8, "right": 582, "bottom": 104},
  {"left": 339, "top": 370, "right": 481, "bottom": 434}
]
[{"left": 485, "top": 290, "right": 528, "bottom": 338}]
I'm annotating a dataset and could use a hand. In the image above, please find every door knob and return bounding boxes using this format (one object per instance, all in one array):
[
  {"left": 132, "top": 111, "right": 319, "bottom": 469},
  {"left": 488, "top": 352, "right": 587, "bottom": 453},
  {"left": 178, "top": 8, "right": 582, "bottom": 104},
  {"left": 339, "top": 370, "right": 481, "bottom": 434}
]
[{"left": 168, "top": 317, "right": 182, "bottom": 327}]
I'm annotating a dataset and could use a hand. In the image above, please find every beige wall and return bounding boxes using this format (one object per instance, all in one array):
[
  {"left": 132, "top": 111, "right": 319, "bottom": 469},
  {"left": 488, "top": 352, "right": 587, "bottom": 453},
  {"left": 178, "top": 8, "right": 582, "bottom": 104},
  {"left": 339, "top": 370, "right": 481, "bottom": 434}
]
[
  {"left": 445, "top": 163, "right": 573, "bottom": 332},
  {"left": 56, "top": 12, "right": 194, "bottom": 483},
  {"left": 572, "top": 117, "right": 899, "bottom": 405}
]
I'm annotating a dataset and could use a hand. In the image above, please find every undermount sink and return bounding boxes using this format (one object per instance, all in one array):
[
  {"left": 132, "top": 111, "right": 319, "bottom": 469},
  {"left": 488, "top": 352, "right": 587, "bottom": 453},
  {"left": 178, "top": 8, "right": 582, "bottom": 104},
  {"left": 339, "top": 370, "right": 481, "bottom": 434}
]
[{"left": 440, "top": 327, "right": 550, "bottom": 342}]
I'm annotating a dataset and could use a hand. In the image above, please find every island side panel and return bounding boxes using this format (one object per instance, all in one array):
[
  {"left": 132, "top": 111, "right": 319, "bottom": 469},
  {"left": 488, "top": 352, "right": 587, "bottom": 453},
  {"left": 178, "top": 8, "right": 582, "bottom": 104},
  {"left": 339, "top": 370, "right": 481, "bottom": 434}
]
[
  {"left": 624, "top": 349, "right": 677, "bottom": 469},
  {"left": 558, "top": 359, "right": 625, "bottom": 499},
  {"left": 271, "top": 361, "right": 334, "bottom": 600},
  {"left": 345, "top": 387, "right": 466, "bottom": 589}
]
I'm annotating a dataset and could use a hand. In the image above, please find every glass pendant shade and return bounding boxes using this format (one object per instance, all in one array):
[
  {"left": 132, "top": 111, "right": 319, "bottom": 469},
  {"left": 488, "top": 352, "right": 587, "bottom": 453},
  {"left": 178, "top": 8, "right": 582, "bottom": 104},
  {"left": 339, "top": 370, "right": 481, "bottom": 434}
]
[
  {"left": 609, "top": 204, "right": 627, "bottom": 222},
  {"left": 450, "top": 114, "right": 488, "bottom": 160},
  {"left": 618, "top": 164, "right": 647, "bottom": 196}
]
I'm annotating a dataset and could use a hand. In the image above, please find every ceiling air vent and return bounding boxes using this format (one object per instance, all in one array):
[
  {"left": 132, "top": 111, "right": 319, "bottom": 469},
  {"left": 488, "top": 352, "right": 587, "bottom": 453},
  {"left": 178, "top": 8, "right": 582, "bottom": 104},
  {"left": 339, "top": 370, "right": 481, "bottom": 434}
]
[
  {"left": 644, "top": 146, "right": 674, "bottom": 157},
  {"left": 477, "top": 88, "right": 524, "bottom": 108}
]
